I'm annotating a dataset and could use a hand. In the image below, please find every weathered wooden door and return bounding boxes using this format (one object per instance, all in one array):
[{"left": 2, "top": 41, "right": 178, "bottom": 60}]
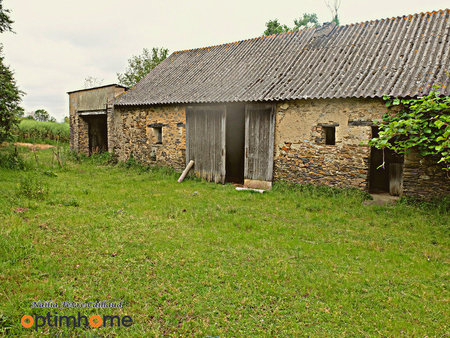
[
  {"left": 186, "top": 105, "right": 226, "bottom": 183},
  {"left": 244, "top": 104, "right": 275, "bottom": 188}
]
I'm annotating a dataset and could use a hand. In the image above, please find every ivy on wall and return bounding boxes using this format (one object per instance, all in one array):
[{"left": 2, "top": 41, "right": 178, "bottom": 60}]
[{"left": 369, "top": 87, "right": 450, "bottom": 171}]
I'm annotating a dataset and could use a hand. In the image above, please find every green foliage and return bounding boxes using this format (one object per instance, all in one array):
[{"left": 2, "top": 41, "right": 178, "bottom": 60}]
[
  {"left": 16, "top": 119, "right": 70, "bottom": 143},
  {"left": 62, "top": 197, "right": 79, "bottom": 207},
  {"left": 264, "top": 14, "right": 320, "bottom": 36},
  {"left": 0, "top": 146, "right": 25, "bottom": 169},
  {"left": 16, "top": 173, "right": 48, "bottom": 199},
  {"left": 117, "top": 47, "right": 169, "bottom": 87},
  {"left": 293, "top": 13, "right": 319, "bottom": 30},
  {"left": 0, "top": 0, "right": 13, "bottom": 33},
  {"left": 398, "top": 195, "right": 450, "bottom": 214},
  {"left": 0, "top": 2, "right": 23, "bottom": 143},
  {"left": 331, "top": 14, "right": 340, "bottom": 25},
  {"left": 273, "top": 180, "right": 372, "bottom": 201},
  {"left": 0, "top": 47, "right": 23, "bottom": 142},
  {"left": 369, "top": 88, "right": 450, "bottom": 170},
  {"left": 86, "top": 151, "right": 117, "bottom": 166},
  {"left": 263, "top": 19, "right": 291, "bottom": 35},
  {"left": 33, "top": 109, "right": 50, "bottom": 122},
  {"left": 325, "top": 0, "right": 341, "bottom": 25},
  {"left": 63, "top": 116, "right": 69, "bottom": 124}
]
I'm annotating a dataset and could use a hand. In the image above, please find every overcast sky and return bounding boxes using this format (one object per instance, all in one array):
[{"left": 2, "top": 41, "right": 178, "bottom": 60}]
[{"left": 2, "top": 0, "right": 449, "bottom": 121}]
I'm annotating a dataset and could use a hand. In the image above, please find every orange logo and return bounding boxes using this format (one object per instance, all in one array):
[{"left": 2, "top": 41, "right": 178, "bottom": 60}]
[
  {"left": 89, "top": 315, "right": 103, "bottom": 328},
  {"left": 21, "top": 312, "right": 132, "bottom": 330},
  {"left": 21, "top": 315, "right": 34, "bottom": 328}
]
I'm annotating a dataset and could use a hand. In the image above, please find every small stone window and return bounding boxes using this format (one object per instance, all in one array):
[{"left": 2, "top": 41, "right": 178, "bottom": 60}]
[
  {"left": 153, "top": 127, "right": 162, "bottom": 144},
  {"left": 323, "top": 126, "right": 336, "bottom": 145}
]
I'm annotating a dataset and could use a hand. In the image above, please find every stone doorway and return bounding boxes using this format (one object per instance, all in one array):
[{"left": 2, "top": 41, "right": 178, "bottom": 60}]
[
  {"left": 83, "top": 114, "right": 108, "bottom": 154},
  {"left": 369, "top": 127, "right": 404, "bottom": 195}
]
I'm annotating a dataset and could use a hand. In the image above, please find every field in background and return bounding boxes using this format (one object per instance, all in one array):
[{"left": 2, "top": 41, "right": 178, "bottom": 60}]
[
  {"left": 0, "top": 145, "right": 448, "bottom": 336},
  {"left": 14, "top": 119, "right": 70, "bottom": 144}
]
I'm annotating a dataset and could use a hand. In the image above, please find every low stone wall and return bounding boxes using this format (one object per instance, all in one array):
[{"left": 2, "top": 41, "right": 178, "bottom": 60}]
[
  {"left": 402, "top": 153, "right": 450, "bottom": 198},
  {"left": 110, "top": 105, "right": 186, "bottom": 171}
]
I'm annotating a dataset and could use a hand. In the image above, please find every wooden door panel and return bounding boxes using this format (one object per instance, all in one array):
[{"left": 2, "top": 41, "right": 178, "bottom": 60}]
[
  {"left": 186, "top": 105, "right": 226, "bottom": 183},
  {"left": 244, "top": 104, "right": 275, "bottom": 183}
]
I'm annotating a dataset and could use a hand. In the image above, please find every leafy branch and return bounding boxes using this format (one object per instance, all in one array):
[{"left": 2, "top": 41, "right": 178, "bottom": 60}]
[{"left": 369, "top": 86, "right": 450, "bottom": 171}]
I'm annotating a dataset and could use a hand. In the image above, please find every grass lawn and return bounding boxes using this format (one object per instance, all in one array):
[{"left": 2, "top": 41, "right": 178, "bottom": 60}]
[{"left": 0, "top": 145, "right": 448, "bottom": 336}]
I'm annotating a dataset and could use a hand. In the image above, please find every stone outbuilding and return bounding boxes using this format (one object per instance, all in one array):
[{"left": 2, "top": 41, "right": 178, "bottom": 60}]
[
  {"left": 71, "top": 10, "right": 450, "bottom": 198},
  {"left": 68, "top": 84, "right": 127, "bottom": 155}
]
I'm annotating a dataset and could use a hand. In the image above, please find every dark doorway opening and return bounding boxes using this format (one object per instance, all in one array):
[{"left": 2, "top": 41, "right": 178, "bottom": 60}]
[
  {"left": 225, "top": 103, "right": 245, "bottom": 183},
  {"left": 369, "top": 127, "right": 404, "bottom": 195},
  {"left": 86, "top": 115, "right": 108, "bottom": 154}
]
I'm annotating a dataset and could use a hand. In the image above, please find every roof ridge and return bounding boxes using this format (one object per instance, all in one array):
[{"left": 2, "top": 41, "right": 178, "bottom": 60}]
[{"left": 171, "top": 8, "right": 449, "bottom": 56}]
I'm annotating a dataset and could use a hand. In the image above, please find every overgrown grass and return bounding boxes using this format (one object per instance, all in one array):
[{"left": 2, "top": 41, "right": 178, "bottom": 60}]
[
  {"left": 0, "top": 145, "right": 448, "bottom": 336},
  {"left": 14, "top": 119, "right": 70, "bottom": 144}
]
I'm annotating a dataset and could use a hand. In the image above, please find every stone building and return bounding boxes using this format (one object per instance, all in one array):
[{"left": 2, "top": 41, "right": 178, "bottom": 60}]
[
  {"left": 68, "top": 84, "right": 127, "bottom": 155},
  {"left": 71, "top": 10, "right": 450, "bottom": 198}
]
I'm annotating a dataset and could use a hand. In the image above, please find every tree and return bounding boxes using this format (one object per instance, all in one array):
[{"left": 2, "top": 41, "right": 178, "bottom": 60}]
[
  {"left": 0, "top": 1, "right": 23, "bottom": 142},
  {"left": 293, "top": 13, "right": 319, "bottom": 30},
  {"left": 263, "top": 19, "right": 291, "bottom": 36},
  {"left": 117, "top": 47, "right": 169, "bottom": 88},
  {"left": 263, "top": 14, "right": 320, "bottom": 36},
  {"left": 84, "top": 76, "right": 103, "bottom": 89},
  {"left": 0, "top": 0, "right": 13, "bottom": 33},
  {"left": 369, "top": 88, "right": 450, "bottom": 171},
  {"left": 0, "top": 47, "right": 23, "bottom": 141},
  {"left": 33, "top": 109, "right": 50, "bottom": 122},
  {"left": 325, "top": 0, "right": 341, "bottom": 25}
]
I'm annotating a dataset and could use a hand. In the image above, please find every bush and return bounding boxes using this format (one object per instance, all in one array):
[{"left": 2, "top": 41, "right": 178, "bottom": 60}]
[
  {"left": 16, "top": 174, "right": 48, "bottom": 199},
  {"left": 398, "top": 195, "right": 450, "bottom": 214},
  {"left": 0, "top": 147, "right": 26, "bottom": 170},
  {"left": 15, "top": 119, "right": 69, "bottom": 143},
  {"left": 89, "top": 152, "right": 117, "bottom": 165}
]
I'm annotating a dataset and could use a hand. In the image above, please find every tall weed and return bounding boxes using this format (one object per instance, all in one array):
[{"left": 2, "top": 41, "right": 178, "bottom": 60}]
[{"left": 16, "top": 174, "right": 48, "bottom": 199}]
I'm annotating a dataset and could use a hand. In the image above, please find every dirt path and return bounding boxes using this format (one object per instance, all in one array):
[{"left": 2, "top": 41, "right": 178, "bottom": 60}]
[{"left": 13, "top": 142, "right": 55, "bottom": 150}]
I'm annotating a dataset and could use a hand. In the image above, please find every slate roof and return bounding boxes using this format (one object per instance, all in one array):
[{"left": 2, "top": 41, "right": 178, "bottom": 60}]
[{"left": 116, "top": 9, "right": 450, "bottom": 106}]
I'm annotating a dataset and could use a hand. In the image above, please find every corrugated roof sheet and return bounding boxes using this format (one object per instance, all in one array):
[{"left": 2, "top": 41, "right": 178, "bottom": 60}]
[
  {"left": 67, "top": 84, "right": 128, "bottom": 94},
  {"left": 116, "top": 9, "right": 450, "bottom": 106}
]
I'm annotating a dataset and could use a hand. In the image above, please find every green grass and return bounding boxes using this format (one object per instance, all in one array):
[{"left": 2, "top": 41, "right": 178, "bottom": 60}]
[{"left": 0, "top": 146, "right": 448, "bottom": 336}]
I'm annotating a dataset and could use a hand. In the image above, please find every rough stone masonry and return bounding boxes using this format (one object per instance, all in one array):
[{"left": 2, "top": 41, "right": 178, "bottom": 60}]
[{"left": 103, "top": 98, "right": 449, "bottom": 198}]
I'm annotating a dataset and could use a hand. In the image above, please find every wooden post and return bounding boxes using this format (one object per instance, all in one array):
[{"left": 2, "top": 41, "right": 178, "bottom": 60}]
[
  {"left": 178, "top": 160, "right": 194, "bottom": 183},
  {"left": 32, "top": 147, "right": 39, "bottom": 166}
]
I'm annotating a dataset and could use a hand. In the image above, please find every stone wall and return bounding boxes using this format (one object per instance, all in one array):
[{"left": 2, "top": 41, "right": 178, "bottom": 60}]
[
  {"left": 402, "top": 153, "right": 450, "bottom": 198},
  {"left": 77, "top": 115, "right": 89, "bottom": 156},
  {"left": 105, "top": 98, "right": 449, "bottom": 198},
  {"left": 273, "top": 98, "right": 385, "bottom": 189},
  {"left": 110, "top": 105, "right": 186, "bottom": 171},
  {"left": 272, "top": 98, "right": 449, "bottom": 197}
]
